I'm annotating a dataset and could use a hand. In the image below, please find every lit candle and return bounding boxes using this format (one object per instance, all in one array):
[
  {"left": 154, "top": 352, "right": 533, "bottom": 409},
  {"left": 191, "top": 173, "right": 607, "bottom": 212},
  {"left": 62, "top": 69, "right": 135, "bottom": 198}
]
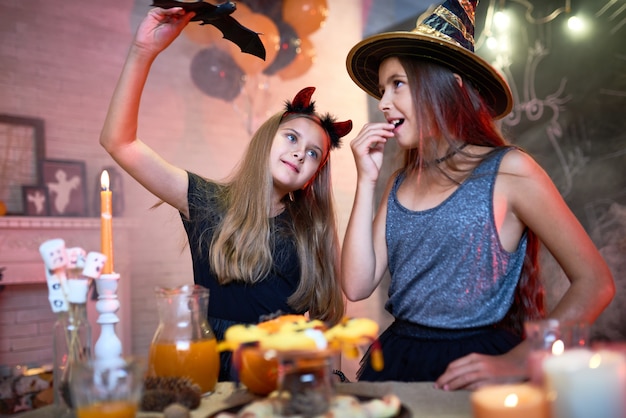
[
  {"left": 100, "top": 170, "right": 114, "bottom": 274},
  {"left": 524, "top": 319, "right": 590, "bottom": 386},
  {"left": 528, "top": 338, "right": 565, "bottom": 386},
  {"left": 471, "top": 383, "right": 548, "bottom": 418},
  {"left": 543, "top": 348, "right": 626, "bottom": 418}
]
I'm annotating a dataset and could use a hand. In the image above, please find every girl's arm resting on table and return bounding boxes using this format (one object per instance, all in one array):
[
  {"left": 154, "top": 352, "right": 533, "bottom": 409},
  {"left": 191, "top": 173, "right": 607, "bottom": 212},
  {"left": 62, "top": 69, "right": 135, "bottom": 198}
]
[
  {"left": 434, "top": 341, "right": 531, "bottom": 391},
  {"left": 100, "top": 7, "right": 194, "bottom": 217}
]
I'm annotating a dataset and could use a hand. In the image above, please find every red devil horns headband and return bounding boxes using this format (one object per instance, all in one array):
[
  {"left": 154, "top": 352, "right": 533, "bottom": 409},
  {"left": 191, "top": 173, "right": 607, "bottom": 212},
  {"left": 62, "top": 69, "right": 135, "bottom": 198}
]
[{"left": 283, "top": 87, "right": 352, "bottom": 150}]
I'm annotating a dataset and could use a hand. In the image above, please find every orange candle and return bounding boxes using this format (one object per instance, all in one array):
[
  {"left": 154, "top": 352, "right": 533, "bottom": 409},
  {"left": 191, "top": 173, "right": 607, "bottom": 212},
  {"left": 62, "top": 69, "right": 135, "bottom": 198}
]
[{"left": 100, "top": 170, "right": 114, "bottom": 274}]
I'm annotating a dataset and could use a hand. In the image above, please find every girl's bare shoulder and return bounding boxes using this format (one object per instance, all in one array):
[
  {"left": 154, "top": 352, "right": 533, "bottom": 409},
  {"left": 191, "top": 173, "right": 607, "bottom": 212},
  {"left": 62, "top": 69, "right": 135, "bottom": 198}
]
[{"left": 498, "top": 147, "right": 545, "bottom": 178}]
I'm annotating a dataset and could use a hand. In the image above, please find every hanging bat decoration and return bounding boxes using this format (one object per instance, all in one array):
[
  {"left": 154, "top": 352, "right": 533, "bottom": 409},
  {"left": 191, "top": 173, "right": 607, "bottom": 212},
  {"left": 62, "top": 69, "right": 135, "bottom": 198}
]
[{"left": 151, "top": 0, "right": 266, "bottom": 60}]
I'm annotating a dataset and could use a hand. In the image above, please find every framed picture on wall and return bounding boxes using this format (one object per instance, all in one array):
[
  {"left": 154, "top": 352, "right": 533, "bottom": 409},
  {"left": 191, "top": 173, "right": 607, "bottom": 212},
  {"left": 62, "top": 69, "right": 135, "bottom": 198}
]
[
  {"left": 0, "top": 114, "right": 45, "bottom": 215},
  {"left": 41, "top": 159, "right": 88, "bottom": 216},
  {"left": 22, "top": 185, "right": 49, "bottom": 216}
]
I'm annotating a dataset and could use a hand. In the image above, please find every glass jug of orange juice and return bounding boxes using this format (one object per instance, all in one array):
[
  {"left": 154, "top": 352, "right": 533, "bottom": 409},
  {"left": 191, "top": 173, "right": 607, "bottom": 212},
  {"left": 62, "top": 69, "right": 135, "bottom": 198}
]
[{"left": 148, "top": 285, "right": 219, "bottom": 395}]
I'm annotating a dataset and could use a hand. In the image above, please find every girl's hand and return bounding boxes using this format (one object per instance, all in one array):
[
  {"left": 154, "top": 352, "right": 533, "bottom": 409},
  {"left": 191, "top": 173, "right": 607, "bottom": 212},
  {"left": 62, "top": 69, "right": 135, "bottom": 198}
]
[
  {"left": 434, "top": 351, "right": 527, "bottom": 391},
  {"left": 349, "top": 122, "right": 395, "bottom": 185},
  {"left": 134, "top": 7, "right": 195, "bottom": 56}
]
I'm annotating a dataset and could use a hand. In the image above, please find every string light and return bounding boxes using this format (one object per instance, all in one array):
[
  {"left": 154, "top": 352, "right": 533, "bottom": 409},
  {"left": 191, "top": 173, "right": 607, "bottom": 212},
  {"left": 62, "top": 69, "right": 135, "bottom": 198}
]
[
  {"left": 478, "top": 0, "right": 583, "bottom": 51},
  {"left": 567, "top": 15, "right": 586, "bottom": 33},
  {"left": 493, "top": 10, "right": 511, "bottom": 30},
  {"left": 507, "top": 0, "right": 571, "bottom": 25},
  {"left": 486, "top": 36, "right": 499, "bottom": 50}
]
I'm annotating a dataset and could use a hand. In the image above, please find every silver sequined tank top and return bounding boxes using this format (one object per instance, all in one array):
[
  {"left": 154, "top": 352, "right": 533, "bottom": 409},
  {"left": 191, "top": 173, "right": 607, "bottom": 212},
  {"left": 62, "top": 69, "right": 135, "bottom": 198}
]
[{"left": 385, "top": 147, "right": 527, "bottom": 328}]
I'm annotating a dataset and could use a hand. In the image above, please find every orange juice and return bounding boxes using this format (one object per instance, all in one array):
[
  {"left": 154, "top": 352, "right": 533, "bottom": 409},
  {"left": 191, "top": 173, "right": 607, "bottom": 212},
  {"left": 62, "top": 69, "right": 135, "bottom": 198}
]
[
  {"left": 148, "top": 338, "right": 219, "bottom": 393},
  {"left": 76, "top": 400, "right": 136, "bottom": 418}
]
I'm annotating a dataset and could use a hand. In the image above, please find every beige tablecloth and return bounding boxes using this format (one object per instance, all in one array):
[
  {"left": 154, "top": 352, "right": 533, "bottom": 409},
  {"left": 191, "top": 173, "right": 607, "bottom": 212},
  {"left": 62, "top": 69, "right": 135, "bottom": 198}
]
[{"left": 16, "top": 381, "right": 473, "bottom": 418}]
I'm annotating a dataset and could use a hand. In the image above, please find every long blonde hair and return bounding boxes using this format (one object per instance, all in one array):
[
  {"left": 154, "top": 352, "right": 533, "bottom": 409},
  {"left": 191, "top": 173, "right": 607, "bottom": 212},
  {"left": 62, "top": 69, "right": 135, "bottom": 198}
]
[{"left": 207, "top": 112, "right": 344, "bottom": 324}]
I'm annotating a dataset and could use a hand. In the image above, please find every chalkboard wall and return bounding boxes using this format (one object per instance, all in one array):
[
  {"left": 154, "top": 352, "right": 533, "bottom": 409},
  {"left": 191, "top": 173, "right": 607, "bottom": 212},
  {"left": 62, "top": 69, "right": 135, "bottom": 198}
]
[{"left": 482, "top": 0, "right": 626, "bottom": 231}]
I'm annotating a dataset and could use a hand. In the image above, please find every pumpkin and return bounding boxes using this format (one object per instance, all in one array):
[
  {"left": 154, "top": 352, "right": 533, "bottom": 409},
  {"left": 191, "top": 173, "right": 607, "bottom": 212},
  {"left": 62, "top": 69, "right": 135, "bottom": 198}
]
[{"left": 238, "top": 347, "right": 278, "bottom": 396}]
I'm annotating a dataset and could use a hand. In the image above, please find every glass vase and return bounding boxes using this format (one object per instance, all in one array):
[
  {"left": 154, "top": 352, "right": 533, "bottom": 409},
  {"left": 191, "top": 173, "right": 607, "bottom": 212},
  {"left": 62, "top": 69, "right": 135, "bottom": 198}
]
[{"left": 53, "top": 301, "right": 91, "bottom": 409}]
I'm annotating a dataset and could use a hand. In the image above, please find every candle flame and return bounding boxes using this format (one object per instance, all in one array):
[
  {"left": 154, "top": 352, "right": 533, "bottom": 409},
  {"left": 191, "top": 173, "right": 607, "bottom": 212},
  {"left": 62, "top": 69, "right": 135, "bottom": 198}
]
[
  {"left": 552, "top": 339, "right": 565, "bottom": 355},
  {"left": 101, "top": 170, "right": 110, "bottom": 191},
  {"left": 504, "top": 393, "right": 519, "bottom": 408},
  {"left": 589, "top": 353, "right": 602, "bottom": 369}
]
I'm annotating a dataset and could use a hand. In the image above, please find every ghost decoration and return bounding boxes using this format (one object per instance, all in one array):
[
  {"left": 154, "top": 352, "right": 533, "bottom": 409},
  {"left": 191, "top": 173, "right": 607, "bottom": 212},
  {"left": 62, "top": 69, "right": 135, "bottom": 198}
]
[
  {"left": 39, "top": 239, "right": 68, "bottom": 274},
  {"left": 39, "top": 239, "right": 69, "bottom": 313},
  {"left": 66, "top": 247, "right": 87, "bottom": 278},
  {"left": 83, "top": 252, "right": 107, "bottom": 279}
]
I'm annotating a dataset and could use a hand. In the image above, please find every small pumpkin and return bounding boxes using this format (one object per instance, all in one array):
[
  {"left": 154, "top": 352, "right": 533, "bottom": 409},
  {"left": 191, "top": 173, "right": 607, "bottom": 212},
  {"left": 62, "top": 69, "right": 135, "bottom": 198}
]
[{"left": 238, "top": 347, "right": 278, "bottom": 396}]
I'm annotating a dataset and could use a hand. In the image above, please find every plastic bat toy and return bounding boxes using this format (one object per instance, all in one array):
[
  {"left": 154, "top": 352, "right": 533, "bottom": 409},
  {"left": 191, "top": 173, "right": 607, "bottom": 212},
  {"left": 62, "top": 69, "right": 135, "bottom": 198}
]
[{"left": 151, "top": 0, "right": 266, "bottom": 60}]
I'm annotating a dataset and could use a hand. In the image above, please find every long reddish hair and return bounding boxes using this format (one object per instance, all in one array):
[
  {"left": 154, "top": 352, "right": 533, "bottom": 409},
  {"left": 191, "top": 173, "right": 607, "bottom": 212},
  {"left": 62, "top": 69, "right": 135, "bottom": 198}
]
[{"left": 398, "top": 56, "right": 545, "bottom": 334}]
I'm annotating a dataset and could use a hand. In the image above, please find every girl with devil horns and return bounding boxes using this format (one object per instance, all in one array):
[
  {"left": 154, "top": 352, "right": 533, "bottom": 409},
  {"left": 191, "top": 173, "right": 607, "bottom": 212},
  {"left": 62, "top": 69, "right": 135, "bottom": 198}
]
[
  {"left": 100, "top": 6, "right": 351, "bottom": 380},
  {"left": 342, "top": 0, "right": 614, "bottom": 390}
]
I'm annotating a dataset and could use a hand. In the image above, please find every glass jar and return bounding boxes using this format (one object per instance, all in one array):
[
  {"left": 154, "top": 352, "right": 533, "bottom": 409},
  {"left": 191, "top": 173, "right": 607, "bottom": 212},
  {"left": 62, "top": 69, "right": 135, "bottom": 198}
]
[
  {"left": 148, "top": 285, "right": 219, "bottom": 395},
  {"left": 70, "top": 357, "right": 146, "bottom": 418},
  {"left": 275, "top": 349, "right": 337, "bottom": 417},
  {"left": 53, "top": 298, "right": 91, "bottom": 409}
]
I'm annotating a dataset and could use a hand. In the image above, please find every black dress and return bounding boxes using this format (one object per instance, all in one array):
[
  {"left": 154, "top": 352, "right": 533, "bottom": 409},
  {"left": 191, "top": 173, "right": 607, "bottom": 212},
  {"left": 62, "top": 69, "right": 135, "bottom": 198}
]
[{"left": 181, "top": 172, "right": 305, "bottom": 380}]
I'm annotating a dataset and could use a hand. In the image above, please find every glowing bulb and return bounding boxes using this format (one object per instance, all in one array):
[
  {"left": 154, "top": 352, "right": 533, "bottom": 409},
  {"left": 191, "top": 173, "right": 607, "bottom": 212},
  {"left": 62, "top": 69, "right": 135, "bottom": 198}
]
[
  {"left": 567, "top": 16, "right": 584, "bottom": 32},
  {"left": 494, "top": 11, "right": 511, "bottom": 31},
  {"left": 486, "top": 36, "right": 499, "bottom": 50}
]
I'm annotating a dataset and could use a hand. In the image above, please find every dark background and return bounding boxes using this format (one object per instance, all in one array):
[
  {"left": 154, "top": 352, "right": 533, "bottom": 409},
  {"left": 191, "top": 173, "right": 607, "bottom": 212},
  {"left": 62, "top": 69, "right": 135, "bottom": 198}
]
[{"left": 478, "top": 0, "right": 625, "bottom": 236}]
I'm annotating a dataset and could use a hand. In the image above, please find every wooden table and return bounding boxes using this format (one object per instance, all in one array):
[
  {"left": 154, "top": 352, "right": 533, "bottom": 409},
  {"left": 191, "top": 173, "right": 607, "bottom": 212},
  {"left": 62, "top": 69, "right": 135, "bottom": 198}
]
[{"left": 15, "top": 381, "right": 473, "bottom": 418}]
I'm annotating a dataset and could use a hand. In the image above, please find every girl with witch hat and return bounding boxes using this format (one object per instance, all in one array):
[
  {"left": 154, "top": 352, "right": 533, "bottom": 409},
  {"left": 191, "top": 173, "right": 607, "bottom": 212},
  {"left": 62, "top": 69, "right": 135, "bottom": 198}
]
[
  {"left": 100, "top": 6, "right": 351, "bottom": 380},
  {"left": 342, "top": 0, "right": 614, "bottom": 390}
]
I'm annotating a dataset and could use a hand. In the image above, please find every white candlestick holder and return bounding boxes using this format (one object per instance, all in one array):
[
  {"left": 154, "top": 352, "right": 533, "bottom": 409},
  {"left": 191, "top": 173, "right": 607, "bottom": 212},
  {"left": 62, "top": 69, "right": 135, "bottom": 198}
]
[{"left": 94, "top": 273, "right": 123, "bottom": 363}]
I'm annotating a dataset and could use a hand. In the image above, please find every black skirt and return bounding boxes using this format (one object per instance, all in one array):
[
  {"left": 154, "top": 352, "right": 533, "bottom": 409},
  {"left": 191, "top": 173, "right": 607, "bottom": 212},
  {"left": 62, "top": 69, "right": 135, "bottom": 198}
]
[{"left": 358, "top": 319, "right": 522, "bottom": 382}]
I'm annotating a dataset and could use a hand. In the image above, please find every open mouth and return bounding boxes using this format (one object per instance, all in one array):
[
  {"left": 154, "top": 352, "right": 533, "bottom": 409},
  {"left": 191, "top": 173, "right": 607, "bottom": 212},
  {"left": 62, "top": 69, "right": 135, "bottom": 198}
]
[{"left": 390, "top": 119, "right": 404, "bottom": 128}]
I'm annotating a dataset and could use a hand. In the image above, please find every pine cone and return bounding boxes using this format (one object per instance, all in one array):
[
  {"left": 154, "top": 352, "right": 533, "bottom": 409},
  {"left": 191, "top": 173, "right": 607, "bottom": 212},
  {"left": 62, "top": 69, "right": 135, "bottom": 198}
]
[
  {"left": 140, "top": 377, "right": 201, "bottom": 412},
  {"left": 141, "top": 389, "right": 177, "bottom": 412},
  {"left": 174, "top": 385, "right": 201, "bottom": 409}
]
